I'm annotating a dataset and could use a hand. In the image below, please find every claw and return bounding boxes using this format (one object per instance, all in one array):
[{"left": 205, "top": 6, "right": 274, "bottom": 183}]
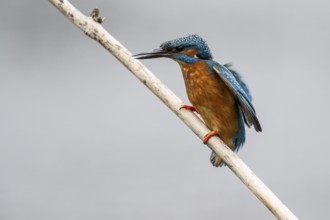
[
  {"left": 210, "top": 152, "right": 224, "bottom": 167},
  {"left": 203, "top": 130, "right": 218, "bottom": 144},
  {"left": 180, "top": 104, "right": 197, "bottom": 112}
]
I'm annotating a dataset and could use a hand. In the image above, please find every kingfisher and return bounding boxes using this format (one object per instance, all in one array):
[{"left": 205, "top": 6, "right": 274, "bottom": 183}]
[{"left": 134, "top": 34, "right": 262, "bottom": 167}]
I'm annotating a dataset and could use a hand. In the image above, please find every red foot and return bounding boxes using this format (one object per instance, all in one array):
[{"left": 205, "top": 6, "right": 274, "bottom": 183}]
[
  {"left": 180, "top": 105, "right": 197, "bottom": 112},
  {"left": 203, "top": 130, "right": 218, "bottom": 144}
]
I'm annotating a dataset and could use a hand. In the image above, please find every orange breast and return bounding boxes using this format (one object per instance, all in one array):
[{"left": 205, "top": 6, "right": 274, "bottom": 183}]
[{"left": 180, "top": 61, "right": 240, "bottom": 148}]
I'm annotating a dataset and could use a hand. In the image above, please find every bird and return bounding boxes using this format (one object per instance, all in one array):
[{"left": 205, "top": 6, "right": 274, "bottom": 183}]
[{"left": 134, "top": 34, "right": 262, "bottom": 167}]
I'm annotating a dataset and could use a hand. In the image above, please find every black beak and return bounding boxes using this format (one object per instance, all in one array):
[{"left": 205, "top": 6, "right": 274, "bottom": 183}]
[{"left": 133, "top": 48, "right": 175, "bottom": 59}]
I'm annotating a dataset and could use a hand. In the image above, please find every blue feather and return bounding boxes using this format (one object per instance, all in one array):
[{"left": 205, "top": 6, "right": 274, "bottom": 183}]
[
  {"left": 224, "top": 63, "right": 252, "bottom": 101},
  {"left": 160, "top": 34, "right": 213, "bottom": 60},
  {"left": 211, "top": 62, "right": 262, "bottom": 132}
]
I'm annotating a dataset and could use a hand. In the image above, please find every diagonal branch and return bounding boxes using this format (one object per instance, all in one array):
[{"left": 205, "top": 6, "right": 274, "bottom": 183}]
[{"left": 49, "top": 1, "right": 299, "bottom": 220}]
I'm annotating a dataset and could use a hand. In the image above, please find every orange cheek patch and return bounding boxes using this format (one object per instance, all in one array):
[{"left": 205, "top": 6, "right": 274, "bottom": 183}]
[{"left": 184, "top": 48, "right": 198, "bottom": 57}]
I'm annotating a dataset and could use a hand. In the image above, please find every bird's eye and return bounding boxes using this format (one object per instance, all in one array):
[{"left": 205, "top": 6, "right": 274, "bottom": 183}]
[
  {"left": 175, "top": 46, "right": 184, "bottom": 52},
  {"left": 163, "top": 47, "right": 172, "bottom": 52}
]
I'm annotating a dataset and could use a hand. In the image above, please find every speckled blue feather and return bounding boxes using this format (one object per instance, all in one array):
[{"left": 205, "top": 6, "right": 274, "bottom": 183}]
[
  {"left": 210, "top": 61, "right": 261, "bottom": 132},
  {"left": 224, "top": 63, "right": 252, "bottom": 101},
  {"left": 160, "top": 34, "right": 213, "bottom": 60}
]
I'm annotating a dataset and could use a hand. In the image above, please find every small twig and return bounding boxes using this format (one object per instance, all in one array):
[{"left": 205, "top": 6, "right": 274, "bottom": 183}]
[{"left": 48, "top": 1, "right": 299, "bottom": 220}]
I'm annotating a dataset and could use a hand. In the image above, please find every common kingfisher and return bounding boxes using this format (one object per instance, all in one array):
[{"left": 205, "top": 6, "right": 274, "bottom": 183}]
[{"left": 134, "top": 34, "right": 262, "bottom": 167}]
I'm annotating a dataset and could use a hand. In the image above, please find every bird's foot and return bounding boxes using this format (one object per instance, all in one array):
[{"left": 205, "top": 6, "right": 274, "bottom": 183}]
[
  {"left": 203, "top": 130, "right": 218, "bottom": 144},
  {"left": 180, "top": 104, "right": 197, "bottom": 112},
  {"left": 210, "top": 151, "right": 224, "bottom": 167}
]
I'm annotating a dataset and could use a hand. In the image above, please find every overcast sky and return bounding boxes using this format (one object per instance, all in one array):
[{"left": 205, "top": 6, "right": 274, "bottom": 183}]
[{"left": 1, "top": 0, "right": 330, "bottom": 219}]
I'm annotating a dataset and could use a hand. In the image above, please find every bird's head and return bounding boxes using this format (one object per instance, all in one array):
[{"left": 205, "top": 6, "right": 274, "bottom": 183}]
[{"left": 134, "top": 34, "right": 213, "bottom": 64}]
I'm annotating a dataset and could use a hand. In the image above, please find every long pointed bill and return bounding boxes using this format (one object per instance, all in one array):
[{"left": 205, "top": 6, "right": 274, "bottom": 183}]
[{"left": 133, "top": 48, "right": 175, "bottom": 59}]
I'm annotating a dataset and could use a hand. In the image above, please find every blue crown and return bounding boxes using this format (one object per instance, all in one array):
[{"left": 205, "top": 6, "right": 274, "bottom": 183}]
[{"left": 160, "top": 34, "right": 213, "bottom": 60}]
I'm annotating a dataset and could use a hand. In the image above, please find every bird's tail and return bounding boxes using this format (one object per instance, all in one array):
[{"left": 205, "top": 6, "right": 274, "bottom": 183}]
[{"left": 210, "top": 152, "right": 225, "bottom": 167}]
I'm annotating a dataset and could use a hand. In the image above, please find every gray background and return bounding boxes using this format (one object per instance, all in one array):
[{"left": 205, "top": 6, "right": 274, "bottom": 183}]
[{"left": 1, "top": 0, "right": 329, "bottom": 219}]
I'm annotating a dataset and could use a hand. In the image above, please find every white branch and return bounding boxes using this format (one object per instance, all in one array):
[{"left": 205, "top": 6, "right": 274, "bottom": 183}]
[{"left": 49, "top": 1, "right": 299, "bottom": 220}]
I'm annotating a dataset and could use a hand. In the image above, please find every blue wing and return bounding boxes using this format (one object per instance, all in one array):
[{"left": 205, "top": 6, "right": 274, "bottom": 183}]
[
  {"left": 223, "top": 63, "right": 252, "bottom": 101},
  {"left": 212, "top": 62, "right": 262, "bottom": 132}
]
